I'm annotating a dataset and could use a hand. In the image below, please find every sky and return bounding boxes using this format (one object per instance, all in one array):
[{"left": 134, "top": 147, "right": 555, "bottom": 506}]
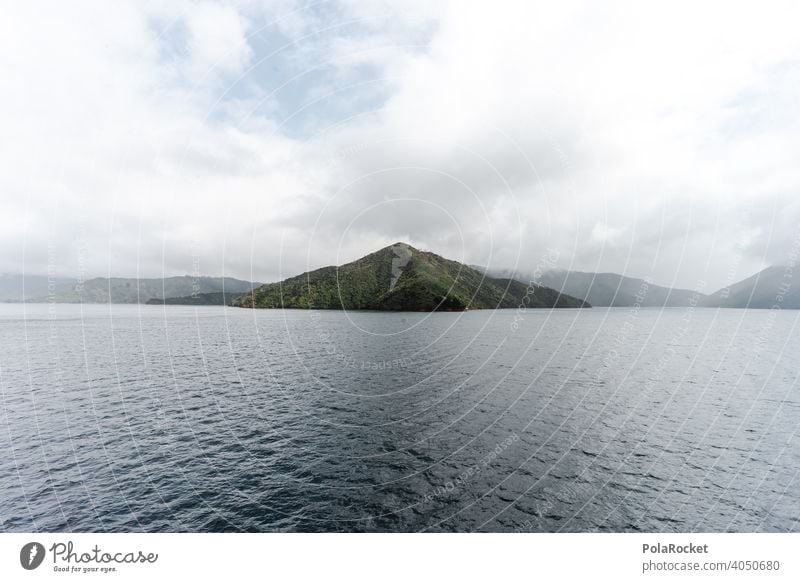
[{"left": 2, "top": 0, "right": 800, "bottom": 292}]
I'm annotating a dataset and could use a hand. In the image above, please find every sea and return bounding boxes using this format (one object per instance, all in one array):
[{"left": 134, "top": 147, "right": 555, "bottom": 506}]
[{"left": 1, "top": 303, "right": 798, "bottom": 532}]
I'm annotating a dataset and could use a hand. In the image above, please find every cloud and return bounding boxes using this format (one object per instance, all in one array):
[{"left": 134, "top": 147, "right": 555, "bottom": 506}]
[
  {"left": 2, "top": 1, "right": 800, "bottom": 290},
  {"left": 183, "top": 2, "right": 254, "bottom": 82}
]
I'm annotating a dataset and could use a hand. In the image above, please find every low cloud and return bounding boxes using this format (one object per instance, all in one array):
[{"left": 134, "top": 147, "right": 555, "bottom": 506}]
[{"left": 2, "top": 1, "right": 800, "bottom": 291}]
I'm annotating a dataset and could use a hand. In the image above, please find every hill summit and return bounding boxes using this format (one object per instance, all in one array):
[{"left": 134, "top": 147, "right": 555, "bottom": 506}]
[{"left": 234, "top": 243, "right": 589, "bottom": 311}]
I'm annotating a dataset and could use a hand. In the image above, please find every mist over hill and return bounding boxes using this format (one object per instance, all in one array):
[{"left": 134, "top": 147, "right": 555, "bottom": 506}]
[
  {"left": 533, "top": 270, "right": 701, "bottom": 308},
  {"left": 20, "top": 276, "right": 259, "bottom": 304},
  {"left": 485, "top": 265, "right": 799, "bottom": 309},
  {"left": 702, "top": 266, "right": 799, "bottom": 309},
  {"left": 0, "top": 273, "right": 76, "bottom": 302}
]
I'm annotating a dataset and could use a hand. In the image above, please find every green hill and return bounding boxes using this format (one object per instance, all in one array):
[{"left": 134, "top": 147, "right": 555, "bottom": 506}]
[{"left": 234, "top": 243, "right": 589, "bottom": 311}]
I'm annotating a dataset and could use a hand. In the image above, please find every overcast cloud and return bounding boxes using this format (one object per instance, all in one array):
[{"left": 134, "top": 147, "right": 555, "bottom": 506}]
[{"left": 2, "top": 0, "right": 800, "bottom": 291}]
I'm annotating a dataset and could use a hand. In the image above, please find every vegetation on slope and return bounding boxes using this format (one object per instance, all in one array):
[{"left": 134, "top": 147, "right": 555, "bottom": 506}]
[{"left": 235, "top": 243, "right": 588, "bottom": 311}]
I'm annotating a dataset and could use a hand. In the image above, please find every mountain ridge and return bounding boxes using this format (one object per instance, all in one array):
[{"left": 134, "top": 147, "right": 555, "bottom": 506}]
[
  {"left": 235, "top": 243, "right": 589, "bottom": 311},
  {"left": 4, "top": 262, "right": 796, "bottom": 309},
  {"left": 22, "top": 276, "right": 259, "bottom": 304},
  {"left": 485, "top": 265, "right": 800, "bottom": 309},
  {"left": 702, "top": 265, "right": 799, "bottom": 309},
  {"left": 532, "top": 269, "right": 701, "bottom": 308}
]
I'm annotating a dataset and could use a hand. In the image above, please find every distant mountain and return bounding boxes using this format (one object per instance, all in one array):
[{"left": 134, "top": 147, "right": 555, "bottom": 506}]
[
  {"left": 146, "top": 291, "right": 237, "bottom": 306},
  {"left": 703, "top": 266, "right": 799, "bottom": 309},
  {"left": 533, "top": 270, "right": 702, "bottom": 307},
  {"left": 235, "top": 243, "right": 589, "bottom": 311},
  {"left": 26, "top": 276, "right": 259, "bottom": 304},
  {"left": 0, "top": 273, "right": 76, "bottom": 301},
  {"left": 481, "top": 268, "right": 702, "bottom": 307},
  {"left": 10, "top": 263, "right": 791, "bottom": 310},
  {"left": 486, "top": 265, "right": 800, "bottom": 309}
]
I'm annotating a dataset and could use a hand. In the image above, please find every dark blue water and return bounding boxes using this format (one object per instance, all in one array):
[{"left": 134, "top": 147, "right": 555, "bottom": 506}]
[{"left": 1, "top": 303, "right": 798, "bottom": 532}]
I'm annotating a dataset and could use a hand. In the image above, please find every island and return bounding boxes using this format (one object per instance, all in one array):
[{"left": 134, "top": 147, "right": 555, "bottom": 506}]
[{"left": 233, "top": 243, "right": 589, "bottom": 311}]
